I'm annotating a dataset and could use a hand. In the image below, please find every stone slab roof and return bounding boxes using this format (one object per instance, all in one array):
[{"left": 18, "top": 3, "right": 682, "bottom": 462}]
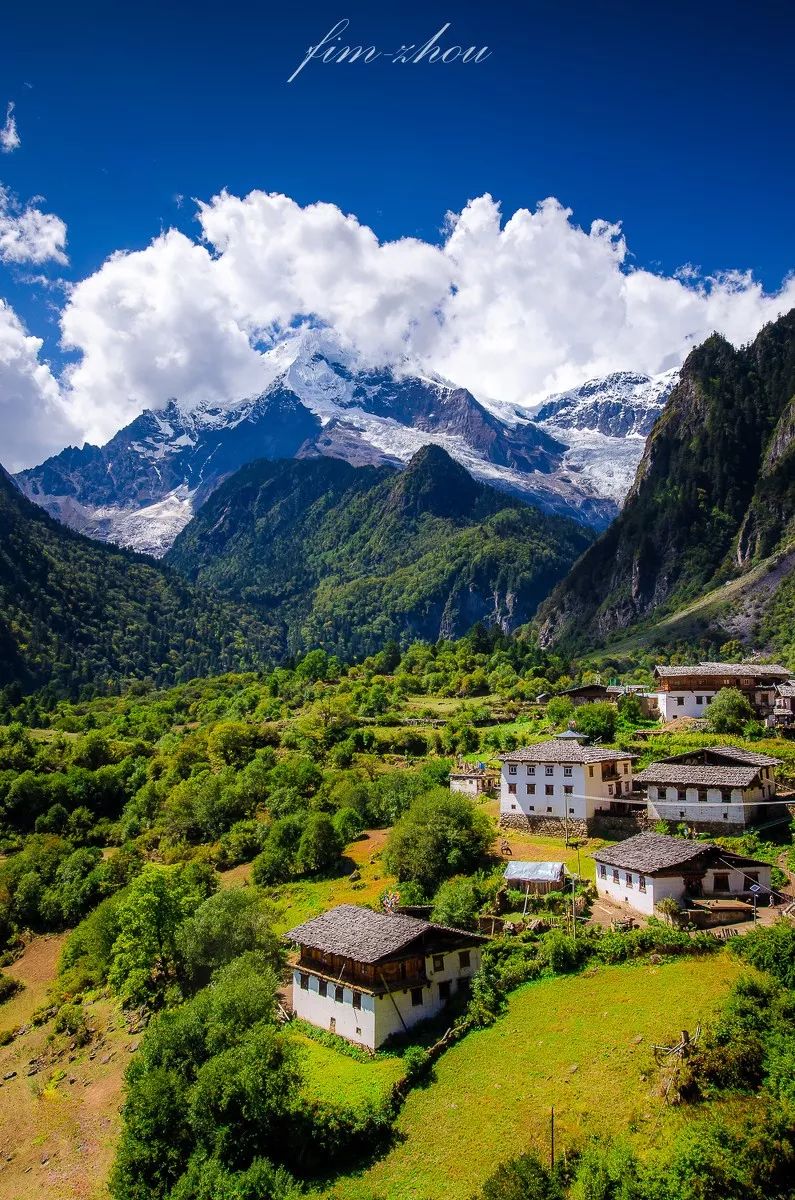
[
  {"left": 499, "top": 739, "right": 636, "bottom": 765},
  {"left": 654, "top": 662, "right": 790, "bottom": 680},
  {"left": 635, "top": 763, "right": 760, "bottom": 788},
  {"left": 284, "top": 904, "right": 483, "bottom": 963},
  {"left": 777, "top": 684, "right": 795, "bottom": 698},
  {"left": 702, "top": 746, "right": 782, "bottom": 768}
]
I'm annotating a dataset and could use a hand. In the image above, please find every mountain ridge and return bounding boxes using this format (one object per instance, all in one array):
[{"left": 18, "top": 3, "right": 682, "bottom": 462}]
[
  {"left": 535, "top": 309, "right": 795, "bottom": 660},
  {"left": 15, "top": 332, "right": 675, "bottom": 554},
  {"left": 165, "top": 445, "right": 595, "bottom": 660}
]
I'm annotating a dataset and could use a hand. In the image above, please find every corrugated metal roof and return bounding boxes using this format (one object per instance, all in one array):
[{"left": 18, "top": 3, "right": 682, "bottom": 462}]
[{"left": 504, "top": 861, "right": 566, "bottom": 883}]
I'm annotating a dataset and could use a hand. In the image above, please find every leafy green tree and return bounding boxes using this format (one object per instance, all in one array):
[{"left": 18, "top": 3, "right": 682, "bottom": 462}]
[
  {"left": 574, "top": 702, "right": 617, "bottom": 742},
  {"left": 477, "top": 1150, "right": 564, "bottom": 1200},
  {"left": 177, "top": 889, "right": 282, "bottom": 990},
  {"left": 431, "top": 875, "right": 481, "bottom": 930},
  {"left": 294, "top": 813, "right": 344, "bottom": 877},
  {"left": 546, "top": 696, "right": 575, "bottom": 726},
  {"left": 705, "top": 687, "right": 755, "bottom": 734},
  {"left": 385, "top": 788, "right": 494, "bottom": 893},
  {"left": 108, "top": 865, "right": 214, "bottom": 1007}
]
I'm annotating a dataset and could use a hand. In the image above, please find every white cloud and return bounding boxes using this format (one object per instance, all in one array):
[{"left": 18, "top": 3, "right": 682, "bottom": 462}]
[
  {"left": 7, "top": 189, "right": 795, "bottom": 466},
  {"left": 0, "top": 300, "right": 78, "bottom": 472},
  {"left": 0, "top": 102, "right": 20, "bottom": 153},
  {"left": 0, "top": 187, "right": 68, "bottom": 265}
]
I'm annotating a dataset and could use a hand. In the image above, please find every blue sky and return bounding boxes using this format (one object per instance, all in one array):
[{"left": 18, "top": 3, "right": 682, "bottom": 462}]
[{"left": 0, "top": 0, "right": 794, "bottom": 468}]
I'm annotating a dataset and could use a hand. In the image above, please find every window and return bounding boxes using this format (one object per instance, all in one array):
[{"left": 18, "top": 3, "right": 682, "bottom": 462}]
[
  {"left": 746, "top": 872, "right": 759, "bottom": 884},
  {"left": 527, "top": 766, "right": 535, "bottom": 776},
  {"left": 677, "top": 788, "right": 687, "bottom": 803},
  {"left": 459, "top": 950, "right": 471, "bottom": 969},
  {"left": 638, "top": 877, "right": 646, "bottom": 893},
  {"left": 438, "top": 980, "right": 451, "bottom": 1001},
  {"left": 563, "top": 785, "right": 573, "bottom": 795},
  {"left": 698, "top": 788, "right": 708, "bottom": 803},
  {"left": 526, "top": 783, "right": 536, "bottom": 795},
  {"left": 299, "top": 973, "right": 309, "bottom": 991},
  {"left": 625, "top": 873, "right": 633, "bottom": 888},
  {"left": 612, "top": 869, "right": 620, "bottom": 884},
  {"left": 623, "top": 763, "right": 629, "bottom": 774},
  {"left": 335, "top": 985, "right": 344, "bottom": 1003},
  {"left": 679, "top": 810, "right": 685, "bottom": 818},
  {"left": 545, "top": 766, "right": 554, "bottom": 776},
  {"left": 433, "top": 954, "right": 444, "bottom": 972},
  {"left": 722, "top": 811, "right": 729, "bottom": 820},
  {"left": 564, "top": 766, "right": 572, "bottom": 777},
  {"left": 712, "top": 873, "right": 730, "bottom": 892},
  {"left": 508, "top": 764, "right": 517, "bottom": 775},
  {"left": 329, "top": 1017, "right": 336, "bottom": 1033},
  {"left": 696, "top": 695, "right": 703, "bottom": 705},
  {"left": 510, "top": 803, "right": 517, "bottom": 810},
  {"left": 508, "top": 783, "right": 517, "bottom": 795},
  {"left": 608, "top": 785, "right": 614, "bottom": 796},
  {"left": 569, "top": 807, "right": 575, "bottom": 815},
  {"left": 352, "top": 991, "right": 362, "bottom": 1010},
  {"left": 528, "top": 804, "right": 535, "bottom": 811},
  {"left": 546, "top": 806, "right": 553, "bottom": 813},
  {"left": 545, "top": 784, "right": 554, "bottom": 796},
  {"left": 318, "top": 979, "right": 327, "bottom": 998},
  {"left": 589, "top": 766, "right": 594, "bottom": 777},
  {"left": 411, "top": 987, "right": 423, "bottom": 1007},
  {"left": 599, "top": 865, "right": 607, "bottom": 879},
  {"left": 676, "top": 696, "right": 684, "bottom": 706}
]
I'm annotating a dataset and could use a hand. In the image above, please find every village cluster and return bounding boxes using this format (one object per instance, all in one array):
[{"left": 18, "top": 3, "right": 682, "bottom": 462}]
[{"left": 286, "top": 661, "right": 795, "bottom": 1050}]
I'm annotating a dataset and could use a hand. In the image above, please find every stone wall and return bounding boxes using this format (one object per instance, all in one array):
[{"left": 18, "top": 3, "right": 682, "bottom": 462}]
[
  {"left": 499, "top": 812, "right": 589, "bottom": 840},
  {"left": 589, "top": 813, "right": 653, "bottom": 838}
]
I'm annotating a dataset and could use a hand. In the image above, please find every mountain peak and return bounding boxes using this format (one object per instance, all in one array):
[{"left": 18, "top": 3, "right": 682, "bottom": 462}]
[{"left": 388, "top": 445, "right": 480, "bottom": 519}]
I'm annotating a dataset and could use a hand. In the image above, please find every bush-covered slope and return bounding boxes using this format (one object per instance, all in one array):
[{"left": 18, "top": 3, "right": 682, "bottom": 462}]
[
  {"left": 166, "top": 446, "right": 595, "bottom": 659},
  {"left": 0, "top": 464, "right": 277, "bottom": 697},
  {"left": 536, "top": 309, "right": 795, "bottom": 653}
]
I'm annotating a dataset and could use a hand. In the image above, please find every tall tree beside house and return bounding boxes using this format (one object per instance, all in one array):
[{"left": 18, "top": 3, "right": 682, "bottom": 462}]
[{"left": 535, "top": 309, "right": 795, "bottom": 656}]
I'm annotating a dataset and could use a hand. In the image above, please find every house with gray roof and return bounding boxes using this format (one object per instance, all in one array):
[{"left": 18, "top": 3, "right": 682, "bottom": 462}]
[
  {"left": 498, "top": 730, "right": 637, "bottom": 836},
  {"left": 635, "top": 744, "right": 782, "bottom": 832},
  {"left": 651, "top": 662, "right": 790, "bottom": 722},
  {"left": 284, "top": 905, "right": 486, "bottom": 1049},
  {"left": 592, "top": 832, "right": 771, "bottom": 916}
]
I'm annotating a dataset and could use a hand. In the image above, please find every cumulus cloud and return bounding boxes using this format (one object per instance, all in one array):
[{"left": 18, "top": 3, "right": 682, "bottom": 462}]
[
  {"left": 0, "top": 186, "right": 68, "bottom": 265},
  {"left": 0, "top": 102, "right": 20, "bottom": 153},
  {"left": 8, "top": 189, "right": 795, "bottom": 465},
  {"left": 0, "top": 300, "right": 78, "bottom": 472}
]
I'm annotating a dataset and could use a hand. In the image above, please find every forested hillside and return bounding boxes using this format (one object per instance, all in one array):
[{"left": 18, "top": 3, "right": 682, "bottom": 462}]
[
  {"left": 0, "top": 465, "right": 277, "bottom": 699},
  {"left": 536, "top": 309, "right": 795, "bottom": 655},
  {"left": 166, "top": 445, "right": 595, "bottom": 659}
]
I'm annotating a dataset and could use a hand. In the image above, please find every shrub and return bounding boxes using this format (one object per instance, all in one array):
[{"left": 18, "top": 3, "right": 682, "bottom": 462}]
[{"left": 384, "top": 789, "right": 493, "bottom": 893}]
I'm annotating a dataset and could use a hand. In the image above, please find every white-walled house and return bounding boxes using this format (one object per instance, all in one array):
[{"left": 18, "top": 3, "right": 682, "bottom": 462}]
[
  {"left": 592, "top": 832, "right": 772, "bottom": 916},
  {"left": 285, "top": 905, "right": 486, "bottom": 1050},
  {"left": 651, "top": 662, "right": 790, "bottom": 721},
  {"left": 498, "top": 730, "right": 637, "bottom": 835},
  {"left": 635, "top": 746, "right": 781, "bottom": 832}
]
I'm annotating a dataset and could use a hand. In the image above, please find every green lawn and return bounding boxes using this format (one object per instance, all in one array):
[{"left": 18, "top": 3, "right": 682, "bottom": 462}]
[
  {"left": 264, "top": 829, "right": 396, "bottom": 934},
  {"left": 322, "top": 953, "right": 743, "bottom": 1200},
  {"left": 291, "top": 1033, "right": 404, "bottom": 1109}
]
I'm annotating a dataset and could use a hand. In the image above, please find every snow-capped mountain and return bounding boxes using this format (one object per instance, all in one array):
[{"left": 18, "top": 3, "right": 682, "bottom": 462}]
[
  {"left": 16, "top": 334, "right": 677, "bottom": 556},
  {"left": 529, "top": 369, "right": 679, "bottom": 504}
]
